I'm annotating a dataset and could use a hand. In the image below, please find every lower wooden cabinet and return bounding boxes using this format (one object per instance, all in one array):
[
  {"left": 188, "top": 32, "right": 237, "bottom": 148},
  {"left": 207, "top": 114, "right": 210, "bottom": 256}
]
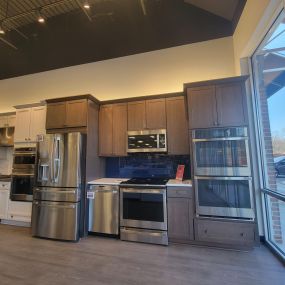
[
  {"left": 167, "top": 186, "right": 194, "bottom": 243},
  {"left": 194, "top": 218, "right": 255, "bottom": 247}
]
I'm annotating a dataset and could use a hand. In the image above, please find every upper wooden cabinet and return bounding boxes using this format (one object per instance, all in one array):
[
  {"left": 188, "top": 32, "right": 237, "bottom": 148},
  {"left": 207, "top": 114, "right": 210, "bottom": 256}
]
[
  {"left": 186, "top": 77, "right": 248, "bottom": 129},
  {"left": 99, "top": 103, "right": 127, "bottom": 157},
  {"left": 0, "top": 114, "right": 16, "bottom": 128},
  {"left": 127, "top": 99, "right": 166, "bottom": 131},
  {"left": 14, "top": 106, "right": 46, "bottom": 143},
  {"left": 46, "top": 99, "right": 87, "bottom": 130},
  {"left": 166, "top": 96, "right": 189, "bottom": 155}
]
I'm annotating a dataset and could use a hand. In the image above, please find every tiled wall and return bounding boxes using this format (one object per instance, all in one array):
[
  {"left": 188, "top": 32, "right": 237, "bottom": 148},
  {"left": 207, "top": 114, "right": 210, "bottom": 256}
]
[
  {"left": 0, "top": 147, "right": 13, "bottom": 175},
  {"left": 106, "top": 154, "right": 191, "bottom": 179}
]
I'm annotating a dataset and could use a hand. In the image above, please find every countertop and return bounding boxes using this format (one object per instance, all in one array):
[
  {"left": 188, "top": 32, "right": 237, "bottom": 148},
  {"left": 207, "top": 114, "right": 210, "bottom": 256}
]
[
  {"left": 166, "top": 179, "right": 192, "bottom": 187},
  {"left": 88, "top": 178, "right": 128, "bottom": 186},
  {"left": 88, "top": 178, "right": 192, "bottom": 187}
]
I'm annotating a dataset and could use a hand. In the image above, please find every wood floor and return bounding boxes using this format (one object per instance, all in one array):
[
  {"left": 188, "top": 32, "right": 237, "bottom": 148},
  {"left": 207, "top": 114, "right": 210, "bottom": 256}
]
[{"left": 0, "top": 225, "right": 284, "bottom": 285}]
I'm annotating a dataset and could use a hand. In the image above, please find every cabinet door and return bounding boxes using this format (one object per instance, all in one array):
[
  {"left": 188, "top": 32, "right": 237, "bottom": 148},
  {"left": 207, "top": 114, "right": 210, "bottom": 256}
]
[
  {"left": 168, "top": 197, "right": 194, "bottom": 242},
  {"left": 14, "top": 108, "right": 31, "bottom": 143},
  {"left": 99, "top": 105, "right": 113, "bottom": 156},
  {"left": 166, "top": 97, "right": 189, "bottom": 155},
  {"left": 216, "top": 83, "right": 247, "bottom": 127},
  {"left": 113, "top": 103, "right": 128, "bottom": 156},
  {"left": 0, "top": 190, "right": 9, "bottom": 219},
  {"left": 65, "top": 99, "right": 87, "bottom": 128},
  {"left": 127, "top": 101, "right": 146, "bottom": 131},
  {"left": 7, "top": 201, "right": 32, "bottom": 222},
  {"left": 187, "top": 86, "right": 217, "bottom": 129},
  {"left": 0, "top": 116, "right": 7, "bottom": 128},
  {"left": 46, "top": 102, "right": 66, "bottom": 129},
  {"left": 30, "top": 106, "right": 46, "bottom": 142},
  {"left": 7, "top": 115, "right": 16, "bottom": 127},
  {"left": 146, "top": 98, "right": 166, "bottom": 129}
]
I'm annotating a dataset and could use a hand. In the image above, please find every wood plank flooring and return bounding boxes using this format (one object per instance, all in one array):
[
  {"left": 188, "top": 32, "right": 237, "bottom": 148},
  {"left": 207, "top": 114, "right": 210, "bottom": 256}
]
[{"left": 0, "top": 224, "right": 284, "bottom": 285}]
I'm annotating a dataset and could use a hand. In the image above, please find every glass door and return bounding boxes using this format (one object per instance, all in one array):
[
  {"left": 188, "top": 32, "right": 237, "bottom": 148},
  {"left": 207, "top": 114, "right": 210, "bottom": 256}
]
[{"left": 252, "top": 9, "right": 285, "bottom": 260}]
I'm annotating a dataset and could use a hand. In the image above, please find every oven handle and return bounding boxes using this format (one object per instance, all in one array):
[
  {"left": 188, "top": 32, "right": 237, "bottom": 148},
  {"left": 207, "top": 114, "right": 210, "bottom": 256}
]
[
  {"left": 192, "top": 137, "right": 248, "bottom": 142},
  {"left": 121, "top": 188, "right": 166, "bottom": 194},
  {"left": 12, "top": 173, "right": 35, "bottom": 177},
  {"left": 13, "top": 152, "right": 36, "bottom": 156},
  {"left": 194, "top": 176, "right": 252, "bottom": 181}
]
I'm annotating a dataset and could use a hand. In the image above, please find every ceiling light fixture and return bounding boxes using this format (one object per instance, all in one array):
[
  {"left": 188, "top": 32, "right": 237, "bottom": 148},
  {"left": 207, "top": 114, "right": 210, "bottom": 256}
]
[
  {"left": 37, "top": 10, "right": 45, "bottom": 23},
  {"left": 83, "top": 2, "right": 90, "bottom": 9},
  {"left": 0, "top": 23, "right": 5, "bottom": 35}
]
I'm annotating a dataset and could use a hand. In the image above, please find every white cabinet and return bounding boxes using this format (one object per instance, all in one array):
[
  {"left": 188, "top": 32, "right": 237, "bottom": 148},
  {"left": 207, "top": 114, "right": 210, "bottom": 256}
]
[
  {"left": 7, "top": 201, "right": 32, "bottom": 223},
  {"left": 14, "top": 106, "right": 46, "bottom": 143},
  {"left": 0, "top": 114, "right": 16, "bottom": 128},
  {"left": 0, "top": 182, "right": 11, "bottom": 220}
]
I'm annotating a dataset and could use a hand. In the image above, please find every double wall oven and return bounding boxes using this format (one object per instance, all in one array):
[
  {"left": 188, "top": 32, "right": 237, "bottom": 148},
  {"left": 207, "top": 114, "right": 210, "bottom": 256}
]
[
  {"left": 120, "top": 178, "right": 168, "bottom": 245},
  {"left": 11, "top": 147, "right": 37, "bottom": 201},
  {"left": 192, "top": 127, "right": 255, "bottom": 220}
]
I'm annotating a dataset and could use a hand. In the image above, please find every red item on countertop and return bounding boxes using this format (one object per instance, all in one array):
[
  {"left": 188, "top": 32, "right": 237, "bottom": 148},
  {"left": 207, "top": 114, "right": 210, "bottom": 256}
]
[{"left": 175, "top": 165, "right": 185, "bottom": 181}]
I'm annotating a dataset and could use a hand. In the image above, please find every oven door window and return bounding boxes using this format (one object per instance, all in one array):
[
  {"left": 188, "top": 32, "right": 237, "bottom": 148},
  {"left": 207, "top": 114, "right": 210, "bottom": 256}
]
[
  {"left": 14, "top": 155, "right": 36, "bottom": 165},
  {"left": 123, "top": 192, "right": 164, "bottom": 222},
  {"left": 197, "top": 179, "right": 252, "bottom": 209},
  {"left": 195, "top": 140, "right": 248, "bottom": 168},
  {"left": 11, "top": 176, "right": 35, "bottom": 195}
]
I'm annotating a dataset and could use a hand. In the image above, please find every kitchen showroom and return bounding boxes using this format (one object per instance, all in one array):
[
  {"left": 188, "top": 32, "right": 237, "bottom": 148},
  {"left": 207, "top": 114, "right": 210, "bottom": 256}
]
[{"left": 0, "top": 1, "right": 284, "bottom": 285}]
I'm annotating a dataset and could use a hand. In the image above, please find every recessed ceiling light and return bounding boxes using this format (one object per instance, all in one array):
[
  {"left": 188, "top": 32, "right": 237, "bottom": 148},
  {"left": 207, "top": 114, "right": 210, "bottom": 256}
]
[
  {"left": 0, "top": 23, "right": 5, "bottom": 35},
  {"left": 83, "top": 3, "right": 90, "bottom": 9},
  {"left": 38, "top": 15, "right": 45, "bottom": 23}
]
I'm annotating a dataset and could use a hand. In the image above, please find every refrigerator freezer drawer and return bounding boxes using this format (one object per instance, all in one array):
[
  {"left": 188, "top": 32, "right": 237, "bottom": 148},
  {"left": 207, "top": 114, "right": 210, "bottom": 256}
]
[
  {"left": 32, "top": 201, "right": 80, "bottom": 241},
  {"left": 33, "top": 187, "right": 81, "bottom": 202}
]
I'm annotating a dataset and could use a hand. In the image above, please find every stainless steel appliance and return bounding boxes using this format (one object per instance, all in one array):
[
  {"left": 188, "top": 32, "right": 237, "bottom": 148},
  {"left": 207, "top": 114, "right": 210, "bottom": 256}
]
[
  {"left": 127, "top": 129, "right": 167, "bottom": 153},
  {"left": 194, "top": 176, "right": 255, "bottom": 219},
  {"left": 31, "top": 132, "right": 85, "bottom": 241},
  {"left": 120, "top": 178, "right": 168, "bottom": 245},
  {"left": 192, "top": 127, "right": 251, "bottom": 176},
  {"left": 87, "top": 185, "right": 119, "bottom": 235},
  {"left": 11, "top": 147, "right": 37, "bottom": 202},
  {"left": 0, "top": 127, "right": 14, "bottom": 147}
]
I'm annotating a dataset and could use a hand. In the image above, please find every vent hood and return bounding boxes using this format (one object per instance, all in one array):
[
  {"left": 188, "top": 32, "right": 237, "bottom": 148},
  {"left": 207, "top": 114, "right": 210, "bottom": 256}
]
[{"left": 0, "top": 127, "right": 14, "bottom": 147}]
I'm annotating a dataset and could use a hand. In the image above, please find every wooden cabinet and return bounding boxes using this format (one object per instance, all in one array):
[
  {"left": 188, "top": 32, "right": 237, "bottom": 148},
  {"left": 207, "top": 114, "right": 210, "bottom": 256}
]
[
  {"left": 99, "top": 103, "right": 127, "bottom": 156},
  {"left": 146, "top": 99, "right": 166, "bottom": 129},
  {"left": 46, "top": 102, "right": 66, "bottom": 129},
  {"left": 194, "top": 218, "right": 255, "bottom": 247},
  {"left": 167, "top": 186, "right": 194, "bottom": 243},
  {"left": 46, "top": 99, "right": 87, "bottom": 130},
  {"left": 127, "top": 99, "right": 166, "bottom": 131},
  {"left": 186, "top": 78, "right": 248, "bottom": 129},
  {"left": 0, "top": 114, "right": 16, "bottom": 128},
  {"left": 14, "top": 106, "right": 46, "bottom": 143},
  {"left": 99, "top": 105, "right": 113, "bottom": 156},
  {"left": 166, "top": 96, "right": 189, "bottom": 155},
  {"left": 127, "top": 101, "right": 146, "bottom": 131}
]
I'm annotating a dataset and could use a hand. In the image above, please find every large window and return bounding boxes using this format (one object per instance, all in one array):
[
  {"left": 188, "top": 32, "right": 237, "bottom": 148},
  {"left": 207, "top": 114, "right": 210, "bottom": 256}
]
[{"left": 252, "top": 10, "right": 285, "bottom": 259}]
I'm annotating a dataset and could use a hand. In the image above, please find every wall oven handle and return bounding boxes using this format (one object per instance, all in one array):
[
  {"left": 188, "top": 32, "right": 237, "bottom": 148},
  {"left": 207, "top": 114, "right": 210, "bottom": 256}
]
[
  {"left": 12, "top": 173, "right": 35, "bottom": 177},
  {"left": 194, "top": 176, "right": 252, "bottom": 181},
  {"left": 121, "top": 188, "right": 166, "bottom": 194},
  {"left": 192, "top": 137, "right": 248, "bottom": 142}
]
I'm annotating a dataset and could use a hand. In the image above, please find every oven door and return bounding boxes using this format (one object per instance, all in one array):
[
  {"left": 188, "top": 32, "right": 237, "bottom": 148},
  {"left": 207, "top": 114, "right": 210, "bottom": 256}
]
[
  {"left": 193, "top": 137, "right": 251, "bottom": 176},
  {"left": 195, "top": 176, "right": 255, "bottom": 219},
  {"left": 11, "top": 174, "right": 35, "bottom": 201},
  {"left": 120, "top": 188, "right": 167, "bottom": 230},
  {"left": 13, "top": 153, "right": 36, "bottom": 170}
]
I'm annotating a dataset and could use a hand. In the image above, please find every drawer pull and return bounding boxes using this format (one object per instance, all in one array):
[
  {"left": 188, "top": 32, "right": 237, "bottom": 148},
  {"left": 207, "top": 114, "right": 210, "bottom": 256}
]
[
  {"left": 240, "top": 233, "right": 244, "bottom": 237},
  {"left": 204, "top": 229, "right": 208, "bottom": 234}
]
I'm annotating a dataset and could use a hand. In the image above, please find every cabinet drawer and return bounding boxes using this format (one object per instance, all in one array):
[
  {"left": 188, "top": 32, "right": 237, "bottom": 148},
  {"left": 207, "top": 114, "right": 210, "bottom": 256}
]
[
  {"left": 167, "top": 187, "right": 192, "bottom": 198},
  {"left": 194, "top": 218, "right": 255, "bottom": 247}
]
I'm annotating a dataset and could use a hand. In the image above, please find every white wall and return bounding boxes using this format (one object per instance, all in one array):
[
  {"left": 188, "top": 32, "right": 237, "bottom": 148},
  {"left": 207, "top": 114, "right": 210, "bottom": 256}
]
[{"left": 0, "top": 36, "right": 235, "bottom": 112}]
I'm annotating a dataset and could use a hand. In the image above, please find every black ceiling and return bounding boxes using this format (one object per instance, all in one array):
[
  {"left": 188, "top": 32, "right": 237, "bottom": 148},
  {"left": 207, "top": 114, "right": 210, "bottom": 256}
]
[{"left": 0, "top": 0, "right": 246, "bottom": 80}]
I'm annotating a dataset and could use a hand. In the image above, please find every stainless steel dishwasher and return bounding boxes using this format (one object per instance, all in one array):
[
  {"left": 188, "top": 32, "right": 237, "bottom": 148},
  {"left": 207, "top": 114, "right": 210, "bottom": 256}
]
[{"left": 87, "top": 184, "right": 119, "bottom": 235}]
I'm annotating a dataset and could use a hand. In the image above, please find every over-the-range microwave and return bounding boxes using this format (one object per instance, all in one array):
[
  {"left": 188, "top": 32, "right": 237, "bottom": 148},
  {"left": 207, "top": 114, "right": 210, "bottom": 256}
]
[{"left": 127, "top": 129, "right": 167, "bottom": 153}]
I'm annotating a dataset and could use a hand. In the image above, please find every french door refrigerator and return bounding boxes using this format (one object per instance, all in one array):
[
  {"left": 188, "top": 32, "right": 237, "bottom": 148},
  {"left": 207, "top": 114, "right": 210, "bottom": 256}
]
[{"left": 31, "top": 132, "right": 86, "bottom": 241}]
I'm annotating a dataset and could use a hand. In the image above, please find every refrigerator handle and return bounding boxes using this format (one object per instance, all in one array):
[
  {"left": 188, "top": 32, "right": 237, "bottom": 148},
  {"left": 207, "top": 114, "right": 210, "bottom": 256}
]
[{"left": 54, "top": 137, "right": 61, "bottom": 183}]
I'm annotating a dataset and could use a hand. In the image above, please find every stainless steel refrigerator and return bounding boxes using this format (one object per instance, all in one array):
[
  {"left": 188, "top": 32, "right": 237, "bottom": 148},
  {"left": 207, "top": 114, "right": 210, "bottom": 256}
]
[{"left": 31, "top": 132, "right": 86, "bottom": 241}]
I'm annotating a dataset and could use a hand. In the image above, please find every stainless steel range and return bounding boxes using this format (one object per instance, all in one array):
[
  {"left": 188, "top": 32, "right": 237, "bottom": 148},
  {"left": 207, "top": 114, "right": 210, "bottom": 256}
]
[{"left": 120, "top": 178, "right": 168, "bottom": 245}]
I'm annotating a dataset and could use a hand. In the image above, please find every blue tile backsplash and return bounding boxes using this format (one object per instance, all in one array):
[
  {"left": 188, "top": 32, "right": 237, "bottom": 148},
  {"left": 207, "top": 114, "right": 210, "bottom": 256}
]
[{"left": 106, "top": 154, "right": 191, "bottom": 179}]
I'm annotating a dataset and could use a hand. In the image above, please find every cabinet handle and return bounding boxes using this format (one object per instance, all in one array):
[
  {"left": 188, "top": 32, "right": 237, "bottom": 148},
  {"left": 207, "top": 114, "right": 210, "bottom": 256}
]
[
  {"left": 204, "top": 229, "right": 208, "bottom": 234},
  {"left": 240, "top": 233, "right": 244, "bottom": 237}
]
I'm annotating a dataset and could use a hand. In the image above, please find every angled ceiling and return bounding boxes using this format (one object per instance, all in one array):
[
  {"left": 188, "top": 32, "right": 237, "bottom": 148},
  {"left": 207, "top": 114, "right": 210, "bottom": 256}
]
[{"left": 0, "top": 0, "right": 247, "bottom": 80}]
